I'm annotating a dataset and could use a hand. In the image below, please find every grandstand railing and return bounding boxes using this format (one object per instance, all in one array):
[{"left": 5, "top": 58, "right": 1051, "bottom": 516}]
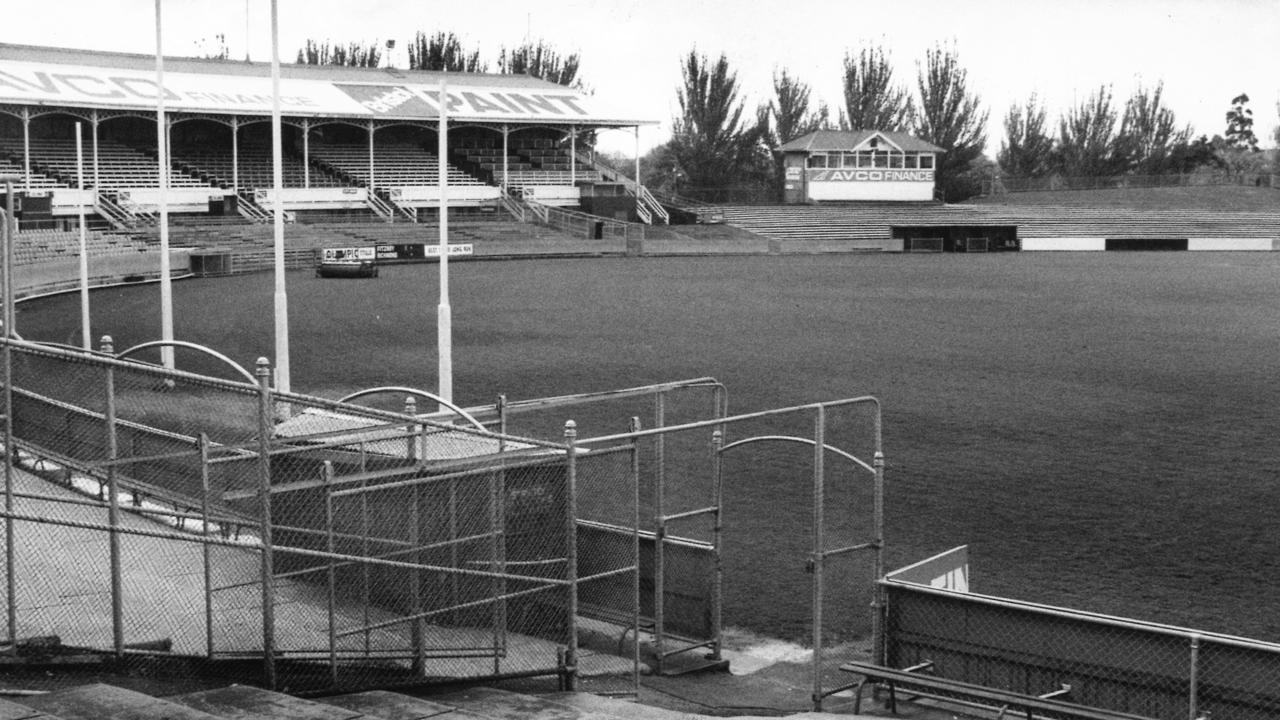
[
  {"left": 524, "top": 199, "right": 641, "bottom": 242},
  {"left": 881, "top": 548, "right": 1280, "bottom": 720}
]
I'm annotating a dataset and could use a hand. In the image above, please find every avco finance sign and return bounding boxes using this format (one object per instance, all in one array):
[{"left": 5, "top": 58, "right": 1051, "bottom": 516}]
[{"left": 808, "top": 169, "right": 935, "bottom": 182}]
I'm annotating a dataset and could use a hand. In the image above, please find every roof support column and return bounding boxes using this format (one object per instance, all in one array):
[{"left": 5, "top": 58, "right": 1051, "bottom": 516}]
[
  {"left": 367, "top": 120, "right": 376, "bottom": 190},
  {"left": 501, "top": 125, "right": 509, "bottom": 191},
  {"left": 569, "top": 126, "right": 576, "bottom": 184},
  {"left": 302, "top": 119, "right": 310, "bottom": 189},
  {"left": 634, "top": 125, "right": 641, "bottom": 190},
  {"left": 21, "top": 107, "right": 29, "bottom": 191},
  {"left": 91, "top": 110, "right": 100, "bottom": 189},
  {"left": 231, "top": 116, "right": 239, "bottom": 194}
]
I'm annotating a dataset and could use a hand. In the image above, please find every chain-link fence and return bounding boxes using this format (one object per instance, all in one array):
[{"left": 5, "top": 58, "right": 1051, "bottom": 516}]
[
  {"left": 882, "top": 561, "right": 1280, "bottom": 719},
  {"left": 0, "top": 337, "right": 642, "bottom": 694}
]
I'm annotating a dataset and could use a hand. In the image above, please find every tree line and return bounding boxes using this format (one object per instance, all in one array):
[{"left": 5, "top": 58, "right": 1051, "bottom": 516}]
[{"left": 277, "top": 33, "right": 1272, "bottom": 203}]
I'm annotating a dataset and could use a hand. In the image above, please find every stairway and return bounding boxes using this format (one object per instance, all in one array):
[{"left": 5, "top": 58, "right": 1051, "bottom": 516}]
[{"left": 0, "top": 683, "right": 874, "bottom": 720}]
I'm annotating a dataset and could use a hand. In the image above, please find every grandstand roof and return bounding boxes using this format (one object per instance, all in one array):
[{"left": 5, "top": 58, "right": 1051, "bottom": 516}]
[
  {"left": 0, "top": 43, "right": 652, "bottom": 126},
  {"left": 779, "top": 129, "right": 944, "bottom": 154}
]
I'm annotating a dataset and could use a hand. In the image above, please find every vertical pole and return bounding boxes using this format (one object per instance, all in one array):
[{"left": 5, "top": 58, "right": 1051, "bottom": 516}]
[
  {"left": 872, "top": 402, "right": 886, "bottom": 666},
  {"left": 2, "top": 179, "right": 15, "bottom": 649},
  {"left": 91, "top": 110, "right": 100, "bottom": 189},
  {"left": 21, "top": 109, "right": 30, "bottom": 191},
  {"left": 154, "top": 0, "right": 174, "bottom": 369},
  {"left": 404, "top": 396, "right": 417, "bottom": 461},
  {"left": 75, "top": 123, "right": 90, "bottom": 350},
  {"left": 436, "top": 80, "right": 452, "bottom": 408},
  {"left": 269, "top": 0, "right": 290, "bottom": 398},
  {"left": 408, "top": 431, "right": 424, "bottom": 677},
  {"left": 652, "top": 392, "right": 666, "bottom": 672},
  {"left": 629, "top": 417, "right": 642, "bottom": 695},
  {"left": 493, "top": 394, "right": 508, "bottom": 673},
  {"left": 200, "top": 433, "right": 214, "bottom": 658},
  {"left": 367, "top": 120, "right": 376, "bottom": 191},
  {"left": 811, "top": 406, "right": 826, "bottom": 711},
  {"left": 102, "top": 335, "right": 124, "bottom": 658},
  {"left": 255, "top": 357, "right": 276, "bottom": 689},
  {"left": 501, "top": 125, "right": 509, "bottom": 192},
  {"left": 324, "top": 461, "right": 338, "bottom": 686},
  {"left": 302, "top": 120, "right": 310, "bottom": 189},
  {"left": 231, "top": 118, "right": 239, "bottom": 194},
  {"left": 633, "top": 126, "right": 641, "bottom": 218},
  {"left": 569, "top": 127, "right": 576, "bottom": 185},
  {"left": 563, "top": 420, "right": 579, "bottom": 691},
  {"left": 359, "top": 449, "right": 371, "bottom": 655},
  {"left": 1188, "top": 635, "right": 1200, "bottom": 720},
  {"left": 710, "top": 427, "right": 724, "bottom": 663}
]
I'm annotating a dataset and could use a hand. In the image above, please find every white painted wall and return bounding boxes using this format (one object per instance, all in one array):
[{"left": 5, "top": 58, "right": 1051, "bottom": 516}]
[
  {"left": 1187, "top": 238, "right": 1275, "bottom": 251},
  {"left": 1020, "top": 237, "right": 1106, "bottom": 251},
  {"left": 807, "top": 180, "right": 933, "bottom": 202}
]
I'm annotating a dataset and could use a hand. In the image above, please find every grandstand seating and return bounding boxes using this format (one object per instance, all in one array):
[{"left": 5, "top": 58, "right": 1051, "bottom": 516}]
[
  {"left": 464, "top": 137, "right": 603, "bottom": 189},
  {"left": 13, "top": 228, "right": 150, "bottom": 264},
  {"left": 0, "top": 137, "right": 211, "bottom": 189},
  {"left": 173, "top": 142, "right": 345, "bottom": 190},
  {"left": 0, "top": 154, "right": 65, "bottom": 188},
  {"left": 310, "top": 142, "right": 483, "bottom": 188}
]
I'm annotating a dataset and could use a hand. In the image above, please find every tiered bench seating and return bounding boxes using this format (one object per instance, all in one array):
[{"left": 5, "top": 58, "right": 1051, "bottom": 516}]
[
  {"left": 0, "top": 138, "right": 210, "bottom": 189},
  {"left": 173, "top": 144, "right": 345, "bottom": 190},
  {"left": 13, "top": 229, "right": 149, "bottom": 263},
  {"left": 311, "top": 142, "right": 484, "bottom": 187},
  {"left": 0, "top": 154, "right": 65, "bottom": 188}
]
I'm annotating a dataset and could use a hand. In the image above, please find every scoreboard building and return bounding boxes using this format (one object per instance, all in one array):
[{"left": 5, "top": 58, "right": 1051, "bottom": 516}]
[{"left": 779, "top": 129, "right": 944, "bottom": 203}]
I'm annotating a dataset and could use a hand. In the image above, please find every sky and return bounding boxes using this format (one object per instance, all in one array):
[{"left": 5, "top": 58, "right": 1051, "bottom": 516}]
[{"left": 2, "top": 0, "right": 1278, "bottom": 157}]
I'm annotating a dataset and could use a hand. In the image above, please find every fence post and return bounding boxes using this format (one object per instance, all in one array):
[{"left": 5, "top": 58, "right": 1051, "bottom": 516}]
[
  {"left": 871, "top": 449, "right": 886, "bottom": 666},
  {"left": 1188, "top": 634, "right": 1200, "bottom": 720},
  {"left": 255, "top": 357, "right": 277, "bottom": 689},
  {"left": 404, "top": 396, "right": 418, "bottom": 461},
  {"left": 324, "top": 460, "right": 338, "bottom": 687},
  {"left": 811, "top": 405, "right": 826, "bottom": 711},
  {"left": 199, "top": 433, "right": 214, "bottom": 659},
  {"left": 652, "top": 392, "right": 666, "bottom": 674},
  {"left": 101, "top": 335, "right": 125, "bottom": 659},
  {"left": 562, "top": 419, "right": 579, "bottom": 691},
  {"left": 2, "top": 331, "right": 13, "bottom": 652},
  {"left": 710, "top": 427, "right": 724, "bottom": 664},
  {"left": 629, "top": 416, "right": 642, "bottom": 696}
]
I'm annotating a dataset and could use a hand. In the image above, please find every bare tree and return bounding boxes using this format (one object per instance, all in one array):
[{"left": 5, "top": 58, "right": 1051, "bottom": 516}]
[
  {"left": 997, "top": 94, "right": 1054, "bottom": 177},
  {"left": 913, "top": 44, "right": 988, "bottom": 200},
  {"left": 840, "top": 45, "right": 912, "bottom": 131},
  {"left": 408, "top": 31, "right": 486, "bottom": 72}
]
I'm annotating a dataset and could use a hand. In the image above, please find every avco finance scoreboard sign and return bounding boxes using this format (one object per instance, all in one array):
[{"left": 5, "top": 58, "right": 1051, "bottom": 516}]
[{"left": 807, "top": 169, "right": 934, "bottom": 182}]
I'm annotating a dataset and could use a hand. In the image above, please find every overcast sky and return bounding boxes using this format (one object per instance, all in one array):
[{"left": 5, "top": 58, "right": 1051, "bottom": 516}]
[{"left": 3, "top": 0, "right": 1278, "bottom": 156}]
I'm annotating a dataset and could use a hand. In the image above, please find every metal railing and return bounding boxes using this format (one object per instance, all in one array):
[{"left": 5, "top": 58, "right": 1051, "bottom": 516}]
[
  {"left": 986, "top": 172, "right": 1278, "bottom": 195},
  {"left": 880, "top": 550, "right": 1280, "bottom": 720}
]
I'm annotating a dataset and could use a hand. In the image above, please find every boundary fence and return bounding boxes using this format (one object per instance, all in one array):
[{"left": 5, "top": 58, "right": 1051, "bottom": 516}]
[{"left": 880, "top": 547, "right": 1280, "bottom": 720}]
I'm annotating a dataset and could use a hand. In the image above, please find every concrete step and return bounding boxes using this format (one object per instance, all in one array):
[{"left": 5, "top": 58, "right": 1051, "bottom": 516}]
[
  {"left": 18, "top": 683, "right": 223, "bottom": 720},
  {"left": 322, "top": 690, "right": 481, "bottom": 720},
  {"left": 429, "top": 687, "right": 617, "bottom": 720},
  {"left": 167, "top": 685, "right": 367, "bottom": 719}
]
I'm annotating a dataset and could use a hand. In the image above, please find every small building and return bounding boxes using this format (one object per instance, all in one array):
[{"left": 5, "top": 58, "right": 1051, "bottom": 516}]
[{"left": 779, "top": 130, "right": 944, "bottom": 203}]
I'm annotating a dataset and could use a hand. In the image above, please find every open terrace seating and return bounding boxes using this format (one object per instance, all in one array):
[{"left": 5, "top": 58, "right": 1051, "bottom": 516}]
[{"left": 14, "top": 228, "right": 149, "bottom": 263}]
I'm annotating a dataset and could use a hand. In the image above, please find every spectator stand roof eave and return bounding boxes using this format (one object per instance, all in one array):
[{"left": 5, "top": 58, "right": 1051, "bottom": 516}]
[
  {"left": 0, "top": 43, "right": 655, "bottom": 128},
  {"left": 779, "top": 129, "right": 945, "bottom": 154}
]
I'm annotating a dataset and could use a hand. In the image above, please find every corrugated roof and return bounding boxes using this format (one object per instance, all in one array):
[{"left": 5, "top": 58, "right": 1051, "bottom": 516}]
[{"left": 779, "top": 129, "right": 945, "bottom": 153}]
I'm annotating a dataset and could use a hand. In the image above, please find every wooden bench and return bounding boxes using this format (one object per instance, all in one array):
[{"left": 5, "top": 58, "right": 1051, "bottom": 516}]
[{"left": 839, "top": 660, "right": 1158, "bottom": 720}]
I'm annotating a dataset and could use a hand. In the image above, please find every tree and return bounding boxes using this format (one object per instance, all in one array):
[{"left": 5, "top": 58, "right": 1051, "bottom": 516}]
[
  {"left": 753, "top": 69, "right": 828, "bottom": 201},
  {"left": 407, "top": 31, "right": 486, "bottom": 72},
  {"left": 295, "top": 39, "right": 383, "bottom": 67},
  {"left": 997, "top": 94, "right": 1054, "bottom": 177},
  {"left": 194, "top": 33, "right": 231, "bottom": 61},
  {"left": 840, "top": 45, "right": 912, "bottom": 131},
  {"left": 913, "top": 44, "right": 989, "bottom": 201},
  {"left": 669, "top": 50, "right": 757, "bottom": 196},
  {"left": 1057, "top": 85, "right": 1127, "bottom": 177},
  {"left": 1118, "top": 82, "right": 1191, "bottom": 174},
  {"left": 498, "top": 40, "right": 581, "bottom": 87},
  {"left": 1224, "top": 93, "right": 1259, "bottom": 151}
]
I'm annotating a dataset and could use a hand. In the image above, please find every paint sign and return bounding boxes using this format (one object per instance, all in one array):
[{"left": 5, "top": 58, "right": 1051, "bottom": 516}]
[
  {"left": 424, "top": 244, "right": 474, "bottom": 257},
  {"left": 321, "top": 247, "right": 376, "bottom": 261}
]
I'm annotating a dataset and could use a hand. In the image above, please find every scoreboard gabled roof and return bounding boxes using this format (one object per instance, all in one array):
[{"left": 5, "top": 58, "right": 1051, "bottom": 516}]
[
  {"left": 0, "top": 43, "right": 653, "bottom": 126},
  {"left": 779, "top": 129, "right": 945, "bottom": 153}
]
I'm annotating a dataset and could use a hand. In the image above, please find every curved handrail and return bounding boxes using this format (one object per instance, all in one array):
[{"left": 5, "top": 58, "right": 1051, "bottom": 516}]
[
  {"left": 115, "top": 340, "right": 257, "bottom": 385},
  {"left": 719, "top": 434, "right": 875, "bottom": 475},
  {"left": 337, "top": 385, "right": 486, "bottom": 431}
]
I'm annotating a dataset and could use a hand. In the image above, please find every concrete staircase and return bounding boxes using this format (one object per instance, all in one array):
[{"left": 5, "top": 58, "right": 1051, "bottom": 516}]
[{"left": 0, "top": 683, "right": 875, "bottom": 720}]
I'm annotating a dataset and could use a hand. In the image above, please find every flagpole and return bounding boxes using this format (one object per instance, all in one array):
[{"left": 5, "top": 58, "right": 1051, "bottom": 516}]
[
  {"left": 437, "top": 79, "right": 452, "bottom": 408},
  {"left": 154, "top": 0, "right": 174, "bottom": 369},
  {"left": 75, "top": 123, "right": 90, "bottom": 350},
  {"left": 270, "top": 0, "right": 290, "bottom": 396}
]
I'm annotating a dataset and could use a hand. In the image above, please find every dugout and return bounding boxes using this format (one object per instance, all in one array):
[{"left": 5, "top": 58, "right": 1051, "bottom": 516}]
[
  {"left": 891, "top": 225, "right": 1019, "bottom": 252},
  {"left": 780, "top": 130, "right": 945, "bottom": 203}
]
